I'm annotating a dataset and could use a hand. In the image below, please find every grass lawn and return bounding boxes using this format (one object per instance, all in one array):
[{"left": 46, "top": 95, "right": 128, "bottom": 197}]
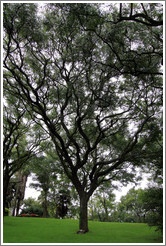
[{"left": 3, "top": 216, "right": 162, "bottom": 243}]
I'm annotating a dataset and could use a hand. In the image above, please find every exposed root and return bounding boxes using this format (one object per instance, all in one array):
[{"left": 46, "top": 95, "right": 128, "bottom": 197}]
[{"left": 77, "top": 229, "right": 88, "bottom": 234}]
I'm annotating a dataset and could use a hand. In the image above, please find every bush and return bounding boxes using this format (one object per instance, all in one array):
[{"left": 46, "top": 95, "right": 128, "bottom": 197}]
[
  {"left": 124, "top": 215, "right": 136, "bottom": 223},
  {"left": 21, "top": 205, "right": 43, "bottom": 217},
  {"left": 4, "top": 208, "right": 9, "bottom": 216}
]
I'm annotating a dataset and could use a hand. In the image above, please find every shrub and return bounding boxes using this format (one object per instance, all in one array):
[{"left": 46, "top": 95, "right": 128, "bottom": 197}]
[
  {"left": 21, "top": 205, "right": 43, "bottom": 217},
  {"left": 4, "top": 208, "right": 9, "bottom": 216}
]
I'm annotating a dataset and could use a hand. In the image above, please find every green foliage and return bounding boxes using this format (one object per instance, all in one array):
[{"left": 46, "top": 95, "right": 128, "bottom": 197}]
[
  {"left": 21, "top": 198, "right": 43, "bottom": 216},
  {"left": 22, "top": 197, "right": 40, "bottom": 207},
  {"left": 117, "top": 188, "right": 146, "bottom": 223},
  {"left": 88, "top": 183, "right": 116, "bottom": 222},
  {"left": 21, "top": 206, "right": 43, "bottom": 217},
  {"left": 4, "top": 208, "right": 9, "bottom": 216},
  {"left": 116, "top": 187, "right": 163, "bottom": 233},
  {"left": 141, "top": 187, "right": 163, "bottom": 232},
  {"left": 3, "top": 3, "right": 43, "bottom": 43}
]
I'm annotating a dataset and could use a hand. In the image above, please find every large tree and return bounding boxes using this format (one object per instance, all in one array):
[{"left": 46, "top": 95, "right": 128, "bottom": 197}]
[{"left": 3, "top": 3, "right": 163, "bottom": 232}]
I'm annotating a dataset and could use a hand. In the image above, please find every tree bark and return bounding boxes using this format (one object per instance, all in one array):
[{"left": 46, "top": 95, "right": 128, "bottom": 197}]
[
  {"left": 138, "top": 214, "right": 141, "bottom": 223},
  {"left": 42, "top": 203, "right": 49, "bottom": 218},
  {"left": 103, "top": 198, "right": 109, "bottom": 221},
  {"left": 98, "top": 212, "right": 102, "bottom": 222},
  {"left": 16, "top": 199, "right": 20, "bottom": 216},
  {"left": 42, "top": 192, "right": 49, "bottom": 218},
  {"left": 15, "top": 172, "right": 28, "bottom": 216},
  {"left": 78, "top": 193, "right": 89, "bottom": 233},
  {"left": 3, "top": 170, "right": 10, "bottom": 215}
]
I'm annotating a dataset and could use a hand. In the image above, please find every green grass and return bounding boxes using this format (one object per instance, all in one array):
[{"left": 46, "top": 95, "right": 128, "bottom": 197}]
[{"left": 3, "top": 216, "right": 162, "bottom": 243}]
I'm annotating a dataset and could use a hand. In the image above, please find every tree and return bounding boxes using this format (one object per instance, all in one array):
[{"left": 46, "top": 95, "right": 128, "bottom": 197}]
[
  {"left": 142, "top": 186, "right": 163, "bottom": 233},
  {"left": 11, "top": 169, "right": 29, "bottom": 216},
  {"left": 116, "top": 186, "right": 163, "bottom": 232},
  {"left": 116, "top": 3, "right": 163, "bottom": 27},
  {"left": 3, "top": 3, "right": 163, "bottom": 232},
  {"left": 118, "top": 188, "right": 147, "bottom": 223},
  {"left": 48, "top": 169, "right": 77, "bottom": 219},
  {"left": 3, "top": 94, "right": 47, "bottom": 215},
  {"left": 30, "top": 145, "right": 75, "bottom": 219},
  {"left": 139, "top": 118, "right": 163, "bottom": 184},
  {"left": 3, "top": 101, "right": 33, "bottom": 213},
  {"left": 89, "top": 183, "right": 116, "bottom": 222},
  {"left": 55, "top": 189, "right": 71, "bottom": 219},
  {"left": 30, "top": 155, "right": 57, "bottom": 218}
]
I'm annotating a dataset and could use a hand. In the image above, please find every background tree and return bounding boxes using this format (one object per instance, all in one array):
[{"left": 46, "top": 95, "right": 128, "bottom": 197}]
[
  {"left": 118, "top": 188, "right": 147, "bottom": 223},
  {"left": 3, "top": 3, "right": 163, "bottom": 232},
  {"left": 115, "top": 186, "right": 163, "bottom": 232},
  {"left": 141, "top": 186, "right": 163, "bottom": 233},
  {"left": 3, "top": 101, "right": 34, "bottom": 214},
  {"left": 48, "top": 172, "right": 78, "bottom": 219},
  {"left": 88, "top": 183, "right": 116, "bottom": 222},
  {"left": 29, "top": 155, "right": 57, "bottom": 218},
  {"left": 55, "top": 189, "right": 71, "bottom": 219},
  {"left": 140, "top": 118, "right": 163, "bottom": 184},
  {"left": 3, "top": 96, "right": 47, "bottom": 215},
  {"left": 11, "top": 169, "right": 29, "bottom": 216}
]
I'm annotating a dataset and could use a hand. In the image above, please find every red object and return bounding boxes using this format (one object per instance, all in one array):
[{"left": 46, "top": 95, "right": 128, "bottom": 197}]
[{"left": 19, "top": 213, "right": 39, "bottom": 217}]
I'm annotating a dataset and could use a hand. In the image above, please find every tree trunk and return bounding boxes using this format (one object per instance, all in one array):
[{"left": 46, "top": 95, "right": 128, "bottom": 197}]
[
  {"left": 12, "top": 201, "right": 16, "bottom": 216},
  {"left": 91, "top": 207, "right": 94, "bottom": 221},
  {"left": 103, "top": 198, "right": 109, "bottom": 221},
  {"left": 138, "top": 215, "right": 141, "bottom": 223},
  {"left": 3, "top": 171, "right": 10, "bottom": 215},
  {"left": 12, "top": 207, "right": 16, "bottom": 216},
  {"left": 42, "top": 203, "right": 49, "bottom": 218},
  {"left": 16, "top": 199, "right": 21, "bottom": 216},
  {"left": 42, "top": 192, "right": 49, "bottom": 218},
  {"left": 78, "top": 194, "right": 89, "bottom": 233},
  {"left": 15, "top": 172, "right": 28, "bottom": 216},
  {"left": 98, "top": 212, "right": 102, "bottom": 222}
]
